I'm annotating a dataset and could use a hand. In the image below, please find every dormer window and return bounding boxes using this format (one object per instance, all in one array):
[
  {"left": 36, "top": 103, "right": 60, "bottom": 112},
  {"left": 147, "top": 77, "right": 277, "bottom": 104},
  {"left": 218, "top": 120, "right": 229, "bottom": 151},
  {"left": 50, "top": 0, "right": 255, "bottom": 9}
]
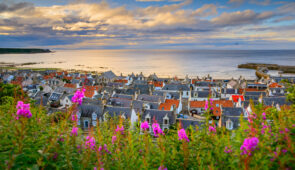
[
  {"left": 146, "top": 117, "right": 150, "bottom": 123},
  {"left": 226, "top": 119, "right": 233, "bottom": 130},
  {"left": 164, "top": 118, "right": 169, "bottom": 125}
]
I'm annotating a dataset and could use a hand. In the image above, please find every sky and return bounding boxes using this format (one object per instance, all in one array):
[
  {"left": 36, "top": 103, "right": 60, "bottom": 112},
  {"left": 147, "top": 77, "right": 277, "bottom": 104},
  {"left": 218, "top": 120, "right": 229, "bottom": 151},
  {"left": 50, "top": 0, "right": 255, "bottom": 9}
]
[{"left": 0, "top": 0, "right": 295, "bottom": 49}]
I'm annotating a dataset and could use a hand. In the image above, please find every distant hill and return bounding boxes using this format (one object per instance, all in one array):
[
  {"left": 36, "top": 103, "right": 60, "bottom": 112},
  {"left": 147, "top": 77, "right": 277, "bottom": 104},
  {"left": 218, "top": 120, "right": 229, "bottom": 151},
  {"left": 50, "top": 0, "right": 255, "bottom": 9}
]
[{"left": 0, "top": 48, "right": 51, "bottom": 54}]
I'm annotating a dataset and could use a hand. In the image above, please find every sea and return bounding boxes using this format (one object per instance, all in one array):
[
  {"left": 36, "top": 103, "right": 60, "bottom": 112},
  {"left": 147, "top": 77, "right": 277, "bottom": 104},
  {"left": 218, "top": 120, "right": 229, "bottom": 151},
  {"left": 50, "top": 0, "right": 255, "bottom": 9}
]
[{"left": 1, "top": 49, "right": 295, "bottom": 79}]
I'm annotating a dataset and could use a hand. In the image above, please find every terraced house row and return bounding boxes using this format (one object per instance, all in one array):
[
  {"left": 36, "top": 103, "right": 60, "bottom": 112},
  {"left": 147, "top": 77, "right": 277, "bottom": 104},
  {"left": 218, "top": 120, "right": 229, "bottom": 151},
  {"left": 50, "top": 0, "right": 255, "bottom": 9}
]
[{"left": 1, "top": 68, "right": 293, "bottom": 134}]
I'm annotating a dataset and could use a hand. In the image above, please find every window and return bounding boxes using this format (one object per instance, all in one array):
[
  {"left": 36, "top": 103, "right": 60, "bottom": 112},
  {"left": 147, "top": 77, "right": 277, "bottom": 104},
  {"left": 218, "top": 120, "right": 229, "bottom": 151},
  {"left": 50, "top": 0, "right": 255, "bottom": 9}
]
[
  {"left": 146, "top": 118, "right": 150, "bottom": 123},
  {"left": 84, "top": 120, "right": 89, "bottom": 128},
  {"left": 164, "top": 119, "right": 169, "bottom": 125},
  {"left": 186, "top": 92, "right": 189, "bottom": 95},
  {"left": 226, "top": 120, "right": 233, "bottom": 130}
]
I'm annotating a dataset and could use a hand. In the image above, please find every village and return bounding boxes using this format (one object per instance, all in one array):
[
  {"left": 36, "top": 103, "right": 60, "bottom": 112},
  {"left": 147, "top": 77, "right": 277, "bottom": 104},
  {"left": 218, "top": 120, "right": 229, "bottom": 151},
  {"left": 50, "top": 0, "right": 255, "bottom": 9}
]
[{"left": 1, "top": 68, "right": 294, "bottom": 133}]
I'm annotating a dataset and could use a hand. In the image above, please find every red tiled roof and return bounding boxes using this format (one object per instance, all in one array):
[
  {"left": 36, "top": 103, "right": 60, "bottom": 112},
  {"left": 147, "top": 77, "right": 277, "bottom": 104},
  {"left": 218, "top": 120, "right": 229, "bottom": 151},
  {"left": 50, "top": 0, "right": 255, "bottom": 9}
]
[
  {"left": 244, "top": 88, "right": 266, "bottom": 92},
  {"left": 64, "top": 83, "right": 76, "bottom": 88},
  {"left": 269, "top": 83, "right": 283, "bottom": 88},
  {"left": 190, "top": 100, "right": 233, "bottom": 108},
  {"left": 154, "top": 81, "right": 164, "bottom": 87},
  {"left": 159, "top": 99, "right": 180, "bottom": 111},
  {"left": 115, "top": 79, "right": 128, "bottom": 83},
  {"left": 165, "top": 99, "right": 179, "bottom": 107},
  {"left": 232, "top": 95, "right": 245, "bottom": 102},
  {"left": 63, "top": 76, "right": 73, "bottom": 81},
  {"left": 159, "top": 103, "right": 172, "bottom": 111}
]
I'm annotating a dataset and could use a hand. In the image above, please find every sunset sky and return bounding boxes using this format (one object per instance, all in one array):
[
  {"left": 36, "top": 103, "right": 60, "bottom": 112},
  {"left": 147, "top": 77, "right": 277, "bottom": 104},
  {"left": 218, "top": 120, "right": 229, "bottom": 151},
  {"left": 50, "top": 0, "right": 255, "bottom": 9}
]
[{"left": 0, "top": 0, "right": 295, "bottom": 49}]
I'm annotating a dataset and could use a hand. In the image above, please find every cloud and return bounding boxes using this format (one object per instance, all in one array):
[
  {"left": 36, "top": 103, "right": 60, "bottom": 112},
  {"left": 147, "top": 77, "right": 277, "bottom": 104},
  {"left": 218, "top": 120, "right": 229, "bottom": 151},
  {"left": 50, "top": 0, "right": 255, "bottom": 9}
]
[
  {"left": 0, "top": 2, "right": 33, "bottom": 13},
  {"left": 0, "top": 0, "right": 293, "bottom": 49},
  {"left": 228, "top": 0, "right": 244, "bottom": 4},
  {"left": 212, "top": 10, "right": 274, "bottom": 26},
  {"left": 193, "top": 4, "right": 218, "bottom": 17}
]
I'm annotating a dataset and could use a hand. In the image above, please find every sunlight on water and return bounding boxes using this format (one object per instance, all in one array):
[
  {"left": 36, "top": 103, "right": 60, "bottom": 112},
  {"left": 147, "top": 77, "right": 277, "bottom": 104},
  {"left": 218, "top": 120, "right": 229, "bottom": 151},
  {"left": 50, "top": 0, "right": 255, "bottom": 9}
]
[{"left": 1, "top": 49, "right": 295, "bottom": 79}]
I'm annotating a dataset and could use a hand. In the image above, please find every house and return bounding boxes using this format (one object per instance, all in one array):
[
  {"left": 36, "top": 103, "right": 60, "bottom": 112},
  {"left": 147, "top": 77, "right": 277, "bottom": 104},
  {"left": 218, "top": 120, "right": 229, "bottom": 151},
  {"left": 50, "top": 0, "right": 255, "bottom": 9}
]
[
  {"left": 221, "top": 107, "right": 245, "bottom": 130},
  {"left": 190, "top": 89, "right": 219, "bottom": 101},
  {"left": 76, "top": 105, "right": 103, "bottom": 129},
  {"left": 60, "top": 94, "right": 74, "bottom": 108},
  {"left": 132, "top": 100, "right": 159, "bottom": 114},
  {"left": 189, "top": 100, "right": 234, "bottom": 119},
  {"left": 158, "top": 99, "right": 182, "bottom": 114},
  {"left": 137, "top": 94, "right": 164, "bottom": 103},
  {"left": 153, "top": 81, "right": 165, "bottom": 90},
  {"left": 141, "top": 109, "right": 176, "bottom": 132},
  {"left": 178, "top": 118, "right": 204, "bottom": 129},
  {"left": 162, "top": 83, "right": 190, "bottom": 99},
  {"left": 102, "top": 106, "right": 138, "bottom": 126},
  {"left": 107, "top": 98, "right": 132, "bottom": 107},
  {"left": 220, "top": 88, "right": 240, "bottom": 99},
  {"left": 261, "top": 97, "right": 292, "bottom": 110},
  {"left": 98, "top": 71, "right": 117, "bottom": 83},
  {"left": 230, "top": 95, "right": 245, "bottom": 107},
  {"left": 268, "top": 88, "right": 287, "bottom": 97}
]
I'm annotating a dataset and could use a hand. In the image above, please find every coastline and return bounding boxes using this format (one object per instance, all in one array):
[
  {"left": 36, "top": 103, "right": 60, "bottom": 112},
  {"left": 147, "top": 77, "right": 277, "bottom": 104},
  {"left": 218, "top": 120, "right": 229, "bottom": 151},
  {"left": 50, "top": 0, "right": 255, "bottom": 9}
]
[{"left": 0, "top": 48, "right": 52, "bottom": 54}]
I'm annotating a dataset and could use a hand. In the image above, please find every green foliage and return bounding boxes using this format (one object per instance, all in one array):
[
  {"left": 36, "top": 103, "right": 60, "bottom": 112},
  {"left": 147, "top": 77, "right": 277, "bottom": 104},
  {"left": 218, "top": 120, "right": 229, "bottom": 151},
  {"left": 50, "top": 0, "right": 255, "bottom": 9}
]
[
  {"left": 0, "top": 97, "right": 294, "bottom": 169},
  {"left": 0, "top": 83, "right": 24, "bottom": 104}
]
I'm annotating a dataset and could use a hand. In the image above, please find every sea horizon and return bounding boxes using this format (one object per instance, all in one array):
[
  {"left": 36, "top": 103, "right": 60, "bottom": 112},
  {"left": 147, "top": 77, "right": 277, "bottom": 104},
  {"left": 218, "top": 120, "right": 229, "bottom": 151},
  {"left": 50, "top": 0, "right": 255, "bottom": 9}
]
[{"left": 1, "top": 49, "right": 295, "bottom": 79}]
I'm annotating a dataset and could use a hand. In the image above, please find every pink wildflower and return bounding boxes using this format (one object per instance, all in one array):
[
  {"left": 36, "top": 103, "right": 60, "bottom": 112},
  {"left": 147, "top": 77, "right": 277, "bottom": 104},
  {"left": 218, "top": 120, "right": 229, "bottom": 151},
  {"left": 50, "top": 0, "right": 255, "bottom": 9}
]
[
  {"left": 103, "top": 144, "right": 111, "bottom": 154},
  {"left": 140, "top": 121, "right": 149, "bottom": 131},
  {"left": 85, "top": 136, "right": 95, "bottom": 150},
  {"left": 209, "top": 125, "right": 216, "bottom": 133},
  {"left": 71, "top": 114, "right": 78, "bottom": 122},
  {"left": 205, "top": 100, "right": 208, "bottom": 110},
  {"left": 16, "top": 101, "right": 32, "bottom": 119},
  {"left": 262, "top": 112, "right": 266, "bottom": 120},
  {"left": 152, "top": 123, "right": 164, "bottom": 137},
  {"left": 112, "top": 136, "right": 117, "bottom": 144},
  {"left": 115, "top": 125, "right": 124, "bottom": 134},
  {"left": 240, "top": 137, "right": 259, "bottom": 155},
  {"left": 224, "top": 146, "right": 233, "bottom": 153},
  {"left": 178, "top": 129, "right": 189, "bottom": 142},
  {"left": 282, "top": 149, "right": 287, "bottom": 153},
  {"left": 71, "top": 127, "right": 78, "bottom": 136},
  {"left": 72, "top": 88, "right": 85, "bottom": 105},
  {"left": 285, "top": 128, "right": 289, "bottom": 133},
  {"left": 158, "top": 165, "right": 168, "bottom": 170}
]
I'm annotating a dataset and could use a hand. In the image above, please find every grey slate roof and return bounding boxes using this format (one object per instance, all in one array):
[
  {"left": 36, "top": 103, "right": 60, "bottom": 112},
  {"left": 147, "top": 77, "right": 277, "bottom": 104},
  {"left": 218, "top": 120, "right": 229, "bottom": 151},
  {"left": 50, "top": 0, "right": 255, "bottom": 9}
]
[
  {"left": 49, "top": 92, "right": 62, "bottom": 101},
  {"left": 162, "top": 84, "right": 189, "bottom": 91},
  {"left": 103, "top": 106, "right": 132, "bottom": 119},
  {"left": 133, "top": 84, "right": 151, "bottom": 94},
  {"left": 82, "top": 98, "right": 102, "bottom": 105},
  {"left": 244, "top": 91, "right": 266, "bottom": 96},
  {"left": 54, "top": 87, "right": 76, "bottom": 94},
  {"left": 194, "top": 81, "right": 217, "bottom": 87},
  {"left": 102, "top": 71, "right": 116, "bottom": 79},
  {"left": 132, "top": 100, "right": 159, "bottom": 113},
  {"left": 108, "top": 98, "right": 132, "bottom": 107},
  {"left": 221, "top": 88, "right": 239, "bottom": 94},
  {"left": 179, "top": 119, "right": 204, "bottom": 129},
  {"left": 221, "top": 116, "right": 244, "bottom": 130},
  {"left": 112, "top": 93, "right": 133, "bottom": 100},
  {"left": 195, "top": 91, "right": 210, "bottom": 98},
  {"left": 137, "top": 94, "right": 164, "bottom": 103},
  {"left": 114, "top": 88, "right": 137, "bottom": 95},
  {"left": 263, "top": 97, "right": 292, "bottom": 106},
  {"left": 222, "top": 107, "right": 244, "bottom": 117},
  {"left": 141, "top": 109, "right": 176, "bottom": 125},
  {"left": 244, "top": 95, "right": 260, "bottom": 101},
  {"left": 78, "top": 104, "right": 103, "bottom": 117}
]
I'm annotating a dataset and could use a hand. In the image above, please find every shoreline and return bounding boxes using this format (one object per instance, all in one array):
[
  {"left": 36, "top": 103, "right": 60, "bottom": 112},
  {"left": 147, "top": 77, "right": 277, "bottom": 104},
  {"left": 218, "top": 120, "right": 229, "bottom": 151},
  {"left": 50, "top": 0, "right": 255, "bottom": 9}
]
[
  {"left": 238, "top": 63, "right": 295, "bottom": 74},
  {"left": 0, "top": 48, "right": 52, "bottom": 54}
]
